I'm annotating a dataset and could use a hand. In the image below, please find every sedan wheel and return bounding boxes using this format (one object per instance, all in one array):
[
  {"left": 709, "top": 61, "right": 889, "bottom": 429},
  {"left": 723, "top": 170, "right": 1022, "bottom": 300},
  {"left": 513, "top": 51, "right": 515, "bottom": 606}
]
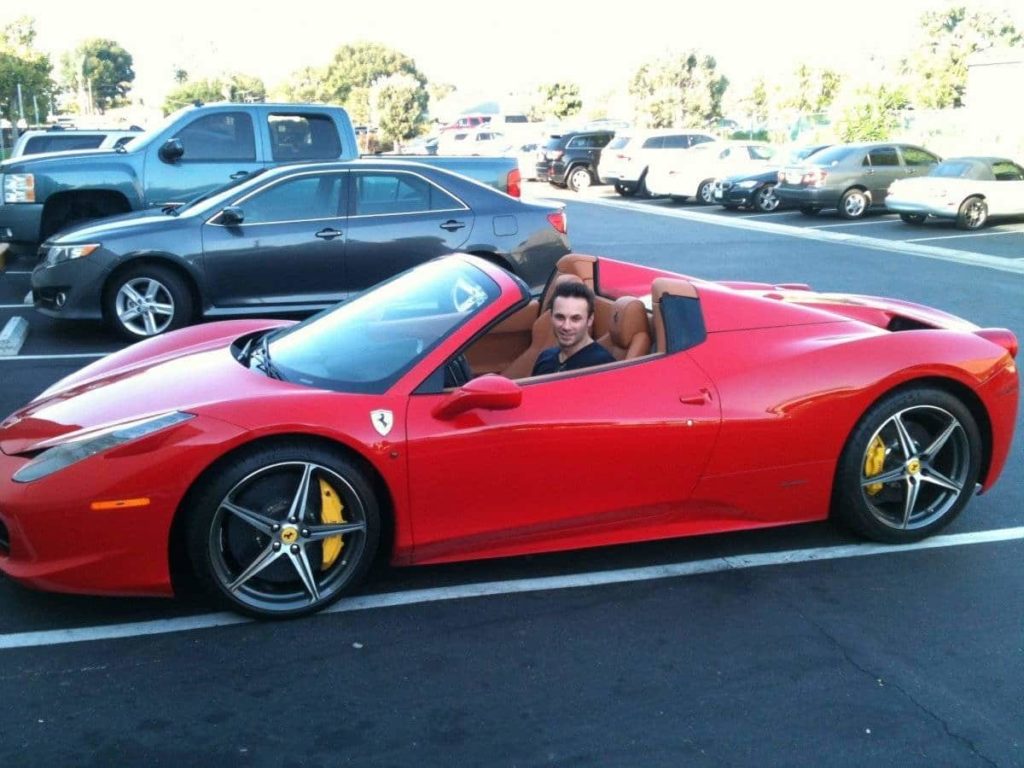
[
  {"left": 105, "top": 264, "right": 193, "bottom": 341},
  {"left": 753, "top": 184, "right": 780, "bottom": 212},
  {"left": 697, "top": 180, "right": 715, "bottom": 205},
  {"left": 839, "top": 188, "right": 869, "bottom": 219},
  {"left": 833, "top": 388, "right": 980, "bottom": 543},
  {"left": 187, "top": 443, "right": 380, "bottom": 618},
  {"left": 567, "top": 166, "right": 593, "bottom": 193},
  {"left": 899, "top": 213, "right": 927, "bottom": 225},
  {"left": 956, "top": 196, "right": 988, "bottom": 230}
]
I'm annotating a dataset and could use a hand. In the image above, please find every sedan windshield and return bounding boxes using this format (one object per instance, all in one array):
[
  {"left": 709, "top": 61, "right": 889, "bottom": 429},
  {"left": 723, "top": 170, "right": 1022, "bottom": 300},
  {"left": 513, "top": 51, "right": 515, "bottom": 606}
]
[{"left": 265, "top": 258, "right": 501, "bottom": 393}]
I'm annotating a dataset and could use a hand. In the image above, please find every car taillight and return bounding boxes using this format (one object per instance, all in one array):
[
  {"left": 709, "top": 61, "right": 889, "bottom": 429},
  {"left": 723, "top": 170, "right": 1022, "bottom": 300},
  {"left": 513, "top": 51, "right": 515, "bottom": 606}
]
[
  {"left": 617, "top": 154, "right": 631, "bottom": 161},
  {"left": 803, "top": 168, "right": 828, "bottom": 187},
  {"left": 547, "top": 210, "right": 567, "bottom": 235},
  {"left": 506, "top": 167, "right": 521, "bottom": 198},
  {"left": 547, "top": 150, "right": 564, "bottom": 160}
]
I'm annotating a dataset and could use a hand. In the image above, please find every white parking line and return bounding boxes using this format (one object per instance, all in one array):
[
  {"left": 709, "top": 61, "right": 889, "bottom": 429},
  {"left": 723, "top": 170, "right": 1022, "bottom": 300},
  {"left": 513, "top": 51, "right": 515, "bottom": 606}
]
[
  {"left": 908, "top": 229, "right": 1024, "bottom": 243},
  {"left": 0, "top": 526, "right": 1020, "bottom": 650},
  {"left": 567, "top": 197, "right": 1024, "bottom": 276},
  {"left": 811, "top": 219, "right": 904, "bottom": 229},
  {"left": 2, "top": 271, "right": 32, "bottom": 276},
  {"left": 0, "top": 352, "right": 109, "bottom": 361},
  {"left": 0, "top": 304, "right": 30, "bottom": 309}
]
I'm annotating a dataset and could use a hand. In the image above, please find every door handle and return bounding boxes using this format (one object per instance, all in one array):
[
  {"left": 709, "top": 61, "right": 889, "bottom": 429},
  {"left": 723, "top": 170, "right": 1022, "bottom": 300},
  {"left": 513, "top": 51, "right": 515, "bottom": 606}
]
[
  {"left": 315, "top": 228, "right": 344, "bottom": 240},
  {"left": 679, "top": 388, "right": 712, "bottom": 405},
  {"left": 229, "top": 171, "right": 250, "bottom": 180},
  {"left": 440, "top": 220, "right": 466, "bottom": 232}
]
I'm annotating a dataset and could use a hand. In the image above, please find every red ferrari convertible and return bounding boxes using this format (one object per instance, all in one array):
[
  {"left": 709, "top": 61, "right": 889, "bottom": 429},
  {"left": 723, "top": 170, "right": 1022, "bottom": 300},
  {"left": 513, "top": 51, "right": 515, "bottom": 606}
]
[{"left": 0, "top": 254, "right": 1018, "bottom": 618}]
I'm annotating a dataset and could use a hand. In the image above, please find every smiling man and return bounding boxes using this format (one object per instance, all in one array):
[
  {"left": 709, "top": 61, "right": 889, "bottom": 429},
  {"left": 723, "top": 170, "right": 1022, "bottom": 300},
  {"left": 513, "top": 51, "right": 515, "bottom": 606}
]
[{"left": 532, "top": 281, "right": 615, "bottom": 375}]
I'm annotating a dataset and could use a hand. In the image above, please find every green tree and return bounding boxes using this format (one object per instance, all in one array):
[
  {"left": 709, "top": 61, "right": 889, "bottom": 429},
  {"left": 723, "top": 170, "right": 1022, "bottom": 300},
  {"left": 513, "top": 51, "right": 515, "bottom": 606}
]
[
  {"left": 904, "top": 4, "right": 1022, "bottom": 108},
  {"left": 0, "top": 17, "right": 54, "bottom": 124},
  {"left": 428, "top": 82, "right": 456, "bottom": 105},
  {"left": 629, "top": 51, "right": 728, "bottom": 128},
  {"left": 784, "top": 65, "right": 842, "bottom": 113},
  {"left": 278, "top": 65, "right": 333, "bottom": 103},
  {"left": 61, "top": 38, "right": 135, "bottom": 112},
  {"left": 320, "top": 41, "right": 427, "bottom": 122},
  {"left": 371, "top": 73, "right": 428, "bottom": 149},
  {"left": 835, "top": 83, "right": 909, "bottom": 141},
  {"left": 531, "top": 82, "right": 582, "bottom": 121},
  {"left": 162, "top": 74, "right": 266, "bottom": 114}
]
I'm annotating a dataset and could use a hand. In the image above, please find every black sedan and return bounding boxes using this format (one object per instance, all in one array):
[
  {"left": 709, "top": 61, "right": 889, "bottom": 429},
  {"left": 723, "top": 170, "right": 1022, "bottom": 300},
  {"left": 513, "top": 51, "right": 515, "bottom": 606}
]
[
  {"left": 713, "top": 144, "right": 831, "bottom": 212},
  {"left": 32, "top": 160, "right": 570, "bottom": 339}
]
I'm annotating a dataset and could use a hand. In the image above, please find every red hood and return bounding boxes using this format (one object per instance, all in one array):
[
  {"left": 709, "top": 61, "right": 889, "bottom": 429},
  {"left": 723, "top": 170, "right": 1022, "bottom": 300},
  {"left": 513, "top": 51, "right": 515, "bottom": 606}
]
[{"left": 0, "top": 320, "right": 290, "bottom": 455}]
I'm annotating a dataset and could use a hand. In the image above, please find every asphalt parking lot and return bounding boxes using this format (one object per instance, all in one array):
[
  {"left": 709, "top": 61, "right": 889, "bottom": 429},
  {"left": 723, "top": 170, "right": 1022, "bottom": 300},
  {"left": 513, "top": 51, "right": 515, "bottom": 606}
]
[{"left": 0, "top": 194, "right": 1022, "bottom": 766}]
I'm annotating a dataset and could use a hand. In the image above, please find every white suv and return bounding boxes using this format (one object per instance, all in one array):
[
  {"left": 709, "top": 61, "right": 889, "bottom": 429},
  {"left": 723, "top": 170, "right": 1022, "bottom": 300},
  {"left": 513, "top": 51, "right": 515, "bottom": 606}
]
[
  {"left": 9, "top": 128, "right": 142, "bottom": 158},
  {"left": 598, "top": 129, "right": 716, "bottom": 196}
]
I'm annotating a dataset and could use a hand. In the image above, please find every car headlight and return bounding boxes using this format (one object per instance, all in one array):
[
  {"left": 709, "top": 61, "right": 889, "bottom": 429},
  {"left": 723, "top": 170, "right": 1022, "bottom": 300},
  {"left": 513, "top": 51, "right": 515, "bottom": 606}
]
[
  {"left": 12, "top": 411, "right": 195, "bottom": 483},
  {"left": 44, "top": 243, "right": 101, "bottom": 267},
  {"left": 3, "top": 173, "right": 35, "bottom": 203},
  {"left": 736, "top": 180, "right": 759, "bottom": 189}
]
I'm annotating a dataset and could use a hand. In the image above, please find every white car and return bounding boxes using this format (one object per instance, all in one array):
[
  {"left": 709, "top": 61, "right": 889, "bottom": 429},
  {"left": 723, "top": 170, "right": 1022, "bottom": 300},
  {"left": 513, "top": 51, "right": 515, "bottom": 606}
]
[
  {"left": 10, "top": 127, "right": 142, "bottom": 158},
  {"left": 597, "top": 129, "right": 716, "bottom": 196},
  {"left": 437, "top": 129, "right": 514, "bottom": 157},
  {"left": 885, "top": 156, "right": 1024, "bottom": 229},
  {"left": 645, "top": 141, "right": 778, "bottom": 203}
]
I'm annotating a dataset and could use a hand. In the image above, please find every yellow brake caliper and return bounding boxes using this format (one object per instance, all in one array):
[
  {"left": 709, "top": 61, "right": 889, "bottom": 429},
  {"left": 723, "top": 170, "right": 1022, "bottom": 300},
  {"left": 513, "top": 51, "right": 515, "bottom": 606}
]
[
  {"left": 318, "top": 478, "right": 345, "bottom": 569},
  {"left": 864, "top": 435, "right": 886, "bottom": 496}
]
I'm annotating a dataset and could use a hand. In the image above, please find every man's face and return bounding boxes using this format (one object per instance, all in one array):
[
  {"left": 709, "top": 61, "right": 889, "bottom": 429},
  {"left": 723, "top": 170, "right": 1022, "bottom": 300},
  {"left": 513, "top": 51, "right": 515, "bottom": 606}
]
[{"left": 551, "top": 295, "right": 593, "bottom": 352}]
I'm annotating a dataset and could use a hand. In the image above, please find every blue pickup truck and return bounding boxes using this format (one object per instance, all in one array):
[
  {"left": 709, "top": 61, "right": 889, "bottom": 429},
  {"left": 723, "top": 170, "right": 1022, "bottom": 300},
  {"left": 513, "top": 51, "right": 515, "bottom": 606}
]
[{"left": 0, "top": 102, "right": 521, "bottom": 256}]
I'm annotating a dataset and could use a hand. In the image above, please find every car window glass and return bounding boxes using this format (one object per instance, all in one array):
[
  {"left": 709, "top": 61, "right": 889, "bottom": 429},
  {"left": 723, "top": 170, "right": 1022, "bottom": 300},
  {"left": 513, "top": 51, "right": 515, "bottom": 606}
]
[
  {"left": 567, "top": 136, "right": 589, "bottom": 148},
  {"left": 268, "top": 114, "right": 341, "bottom": 161},
  {"left": 901, "top": 147, "right": 939, "bottom": 167},
  {"left": 238, "top": 173, "right": 344, "bottom": 223},
  {"left": 607, "top": 136, "right": 629, "bottom": 150},
  {"left": 594, "top": 134, "right": 612, "bottom": 148},
  {"left": 353, "top": 172, "right": 460, "bottom": 215},
  {"left": 868, "top": 147, "right": 899, "bottom": 167},
  {"left": 24, "top": 134, "right": 105, "bottom": 154},
  {"left": 176, "top": 112, "right": 256, "bottom": 161},
  {"left": 662, "top": 135, "right": 690, "bottom": 149},
  {"left": 690, "top": 135, "right": 715, "bottom": 147},
  {"left": 749, "top": 145, "right": 775, "bottom": 160},
  {"left": 642, "top": 136, "right": 664, "bottom": 149},
  {"left": 992, "top": 161, "right": 1024, "bottom": 181}
]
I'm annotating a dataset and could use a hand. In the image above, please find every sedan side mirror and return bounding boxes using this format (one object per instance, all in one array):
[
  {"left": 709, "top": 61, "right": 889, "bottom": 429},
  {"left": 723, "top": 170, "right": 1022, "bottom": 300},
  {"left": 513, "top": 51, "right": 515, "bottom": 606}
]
[
  {"left": 432, "top": 374, "right": 522, "bottom": 420},
  {"left": 219, "top": 206, "right": 245, "bottom": 226},
  {"left": 159, "top": 138, "right": 184, "bottom": 163}
]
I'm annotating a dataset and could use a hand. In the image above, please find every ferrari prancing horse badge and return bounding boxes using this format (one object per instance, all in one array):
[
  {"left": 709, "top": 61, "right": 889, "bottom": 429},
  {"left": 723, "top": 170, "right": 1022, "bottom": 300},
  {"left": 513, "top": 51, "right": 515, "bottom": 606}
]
[{"left": 371, "top": 409, "right": 394, "bottom": 437}]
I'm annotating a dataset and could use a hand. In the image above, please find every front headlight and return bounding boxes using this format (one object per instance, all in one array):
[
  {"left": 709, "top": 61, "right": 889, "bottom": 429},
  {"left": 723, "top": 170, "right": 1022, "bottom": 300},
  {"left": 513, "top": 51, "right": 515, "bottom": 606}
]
[
  {"left": 736, "top": 180, "right": 759, "bottom": 189},
  {"left": 44, "top": 243, "right": 101, "bottom": 267},
  {"left": 12, "top": 411, "right": 195, "bottom": 483},
  {"left": 3, "top": 173, "right": 35, "bottom": 203}
]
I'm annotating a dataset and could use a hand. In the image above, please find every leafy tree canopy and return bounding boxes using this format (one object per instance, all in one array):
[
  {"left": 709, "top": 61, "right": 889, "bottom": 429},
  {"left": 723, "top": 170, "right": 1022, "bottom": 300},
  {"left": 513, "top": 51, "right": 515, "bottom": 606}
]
[
  {"left": 61, "top": 38, "right": 135, "bottom": 112},
  {"left": 0, "top": 17, "right": 54, "bottom": 123},
  {"left": 531, "top": 82, "right": 582, "bottom": 121},
  {"left": 629, "top": 51, "right": 728, "bottom": 128},
  {"left": 371, "top": 72, "right": 428, "bottom": 147},
  {"left": 163, "top": 73, "right": 266, "bottom": 114}
]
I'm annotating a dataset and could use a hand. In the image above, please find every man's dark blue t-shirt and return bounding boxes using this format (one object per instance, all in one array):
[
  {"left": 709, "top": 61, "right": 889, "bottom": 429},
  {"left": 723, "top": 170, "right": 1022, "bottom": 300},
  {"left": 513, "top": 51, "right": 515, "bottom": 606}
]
[{"left": 532, "top": 341, "right": 615, "bottom": 376}]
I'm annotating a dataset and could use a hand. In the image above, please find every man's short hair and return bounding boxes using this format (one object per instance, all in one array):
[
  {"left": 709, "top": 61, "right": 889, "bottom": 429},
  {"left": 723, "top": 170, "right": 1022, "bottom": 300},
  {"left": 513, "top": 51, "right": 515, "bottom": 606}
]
[{"left": 549, "top": 280, "right": 596, "bottom": 316}]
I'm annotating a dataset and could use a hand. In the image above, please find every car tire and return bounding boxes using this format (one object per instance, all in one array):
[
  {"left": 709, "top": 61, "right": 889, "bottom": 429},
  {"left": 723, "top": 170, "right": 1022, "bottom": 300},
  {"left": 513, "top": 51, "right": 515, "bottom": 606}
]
[
  {"left": 838, "top": 188, "right": 869, "bottom": 219},
  {"left": 899, "top": 213, "right": 927, "bottom": 225},
  {"left": 799, "top": 205, "right": 821, "bottom": 216},
  {"left": 697, "top": 179, "right": 715, "bottom": 205},
  {"left": 104, "top": 263, "right": 194, "bottom": 341},
  {"left": 614, "top": 182, "right": 636, "bottom": 197},
  {"left": 723, "top": 204, "right": 740, "bottom": 211},
  {"left": 956, "top": 196, "right": 988, "bottom": 230},
  {"left": 753, "top": 184, "right": 781, "bottom": 213},
  {"left": 832, "top": 387, "right": 981, "bottom": 544},
  {"left": 185, "top": 441, "right": 381, "bottom": 619},
  {"left": 567, "top": 166, "right": 594, "bottom": 193},
  {"left": 636, "top": 171, "right": 652, "bottom": 198}
]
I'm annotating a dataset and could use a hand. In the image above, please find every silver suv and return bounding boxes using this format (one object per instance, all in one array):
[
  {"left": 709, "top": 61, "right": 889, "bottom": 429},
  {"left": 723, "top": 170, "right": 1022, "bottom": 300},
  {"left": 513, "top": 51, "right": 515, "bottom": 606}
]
[
  {"left": 9, "top": 128, "right": 142, "bottom": 159},
  {"left": 598, "top": 129, "right": 716, "bottom": 196}
]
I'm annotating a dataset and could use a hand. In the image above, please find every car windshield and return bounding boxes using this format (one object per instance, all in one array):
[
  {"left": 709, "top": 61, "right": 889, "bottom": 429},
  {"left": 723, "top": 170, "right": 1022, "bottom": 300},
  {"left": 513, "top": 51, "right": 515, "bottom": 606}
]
[
  {"left": 265, "top": 258, "right": 501, "bottom": 393},
  {"left": 116, "top": 105, "right": 193, "bottom": 153}
]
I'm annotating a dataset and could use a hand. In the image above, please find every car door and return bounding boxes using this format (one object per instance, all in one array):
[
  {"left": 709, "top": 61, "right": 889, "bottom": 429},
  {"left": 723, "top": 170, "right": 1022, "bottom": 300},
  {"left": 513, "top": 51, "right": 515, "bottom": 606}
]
[
  {"left": 986, "top": 160, "right": 1024, "bottom": 214},
  {"left": 865, "top": 146, "right": 902, "bottom": 203},
  {"left": 344, "top": 169, "right": 474, "bottom": 291},
  {"left": 144, "top": 110, "right": 264, "bottom": 207},
  {"left": 200, "top": 170, "right": 349, "bottom": 307},
  {"left": 403, "top": 354, "right": 720, "bottom": 562},
  {"left": 899, "top": 146, "right": 940, "bottom": 181}
]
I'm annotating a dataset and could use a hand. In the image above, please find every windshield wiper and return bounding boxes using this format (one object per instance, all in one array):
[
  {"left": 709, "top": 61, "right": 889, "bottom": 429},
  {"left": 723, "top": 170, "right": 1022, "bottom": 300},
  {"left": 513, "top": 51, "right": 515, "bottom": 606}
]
[{"left": 250, "top": 332, "right": 284, "bottom": 380}]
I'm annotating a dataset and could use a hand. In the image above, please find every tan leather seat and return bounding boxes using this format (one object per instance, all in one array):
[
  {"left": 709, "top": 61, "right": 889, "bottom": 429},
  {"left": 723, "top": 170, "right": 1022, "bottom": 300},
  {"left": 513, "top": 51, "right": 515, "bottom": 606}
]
[
  {"left": 597, "top": 297, "right": 651, "bottom": 361},
  {"left": 651, "top": 277, "right": 701, "bottom": 353},
  {"left": 501, "top": 274, "right": 583, "bottom": 379},
  {"left": 541, "top": 254, "right": 597, "bottom": 308}
]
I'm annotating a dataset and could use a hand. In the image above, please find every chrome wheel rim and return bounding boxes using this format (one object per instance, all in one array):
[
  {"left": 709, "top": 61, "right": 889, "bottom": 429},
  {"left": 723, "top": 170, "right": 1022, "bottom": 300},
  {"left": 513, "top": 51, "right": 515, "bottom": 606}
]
[
  {"left": 843, "top": 192, "right": 867, "bottom": 217},
  {"left": 699, "top": 183, "right": 714, "bottom": 203},
  {"left": 756, "top": 185, "right": 779, "bottom": 212},
  {"left": 571, "top": 169, "right": 591, "bottom": 190},
  {"left": 115, "top": 277, "right": 175, "bottom": 337},
  {"left": 964, "top": 200, "right": 986, "bottom": 229},
  {"left": 859, "top": 405, "right": 970, "bottom": 531},
  {"left": 209, "top": 461, "right": 368, "bottom": 614}
]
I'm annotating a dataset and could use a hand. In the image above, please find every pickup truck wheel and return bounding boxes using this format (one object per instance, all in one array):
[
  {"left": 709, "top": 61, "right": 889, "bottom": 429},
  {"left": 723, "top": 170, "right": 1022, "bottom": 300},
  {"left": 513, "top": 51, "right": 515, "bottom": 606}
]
[
  {"left": 567, "top": 166, "right": 593, "bottom": 193},
  {"left": 105, "top": 264, "right": 194, "bottom": 341}
]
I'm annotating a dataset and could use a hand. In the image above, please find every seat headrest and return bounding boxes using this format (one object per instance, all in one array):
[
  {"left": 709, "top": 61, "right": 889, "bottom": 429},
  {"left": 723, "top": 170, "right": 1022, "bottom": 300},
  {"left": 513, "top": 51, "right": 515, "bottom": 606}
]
[
  {"left": 610, "top": 297, "right": 649, "bottom": 347},
  {"left": 554, "top": 254, "right": 597, "bottom": 287},
  {"left": 651, "top": 277, "right": 698, "bottom": 303}
]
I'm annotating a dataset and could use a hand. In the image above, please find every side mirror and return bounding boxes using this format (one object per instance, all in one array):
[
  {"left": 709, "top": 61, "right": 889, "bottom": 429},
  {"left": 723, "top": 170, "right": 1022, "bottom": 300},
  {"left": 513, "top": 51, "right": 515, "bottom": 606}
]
[
  {"left": 432, "top": 374, "right": 522, "bottom": 420},
  {"left": 159, "top": 138, "right": 184, "bottom": 163},
  {"left": 219, "top": 206, "right": 245, "bottom": 226}
]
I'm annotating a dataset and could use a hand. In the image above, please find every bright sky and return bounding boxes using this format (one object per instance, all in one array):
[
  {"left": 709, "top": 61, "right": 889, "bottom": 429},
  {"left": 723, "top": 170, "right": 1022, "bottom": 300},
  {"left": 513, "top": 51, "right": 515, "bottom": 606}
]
[{"left": 6, "top": 0, "right": 1023, "bottom": 113}]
